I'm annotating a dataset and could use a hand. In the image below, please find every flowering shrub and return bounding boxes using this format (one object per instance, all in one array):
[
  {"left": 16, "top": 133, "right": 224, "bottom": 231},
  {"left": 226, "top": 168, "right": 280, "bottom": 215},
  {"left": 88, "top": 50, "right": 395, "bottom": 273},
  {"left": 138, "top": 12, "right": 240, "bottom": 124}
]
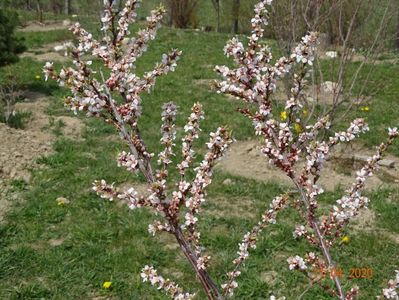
[
  {"left": 44, "top": 0, "right": 398, "bottom": 299},
  {"left": 216, "top": 1, "right": 398, "bottom": 299}
]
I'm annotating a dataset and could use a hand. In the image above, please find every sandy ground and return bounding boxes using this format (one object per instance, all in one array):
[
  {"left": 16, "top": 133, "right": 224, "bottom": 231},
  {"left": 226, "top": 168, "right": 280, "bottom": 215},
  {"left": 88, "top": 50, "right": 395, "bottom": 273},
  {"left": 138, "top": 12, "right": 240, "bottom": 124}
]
[
  {"left": 0, "top": 91, "right": 84, "bottom": 221},
  {"left": 0, "top": 19, "right": 86, "bottom": 221},
  {"left": 18, "top": 20, "right": 69, "bottom": 33},
  {"left": 20, "top": 41, "right": 96, "bottom": 63},
  {"left": 217, "top": 140, "right": 399, "bottom": 191},
  {"left": 20, "top": 41, "right": 72, "bottom": 63}
]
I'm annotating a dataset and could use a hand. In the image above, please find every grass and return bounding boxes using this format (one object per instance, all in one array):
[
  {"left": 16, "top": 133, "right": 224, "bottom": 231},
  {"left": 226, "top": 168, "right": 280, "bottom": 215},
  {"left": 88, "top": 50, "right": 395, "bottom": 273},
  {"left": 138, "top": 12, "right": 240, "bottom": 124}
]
[
  {"left": 0, "top": 9, "right": 398, "bottom": 300},
  {"left": 16, "top": 29, "right": 74, "bottom": 49},
  {"left": 0, "top": 110, "right": 32, "bottom": 129}
]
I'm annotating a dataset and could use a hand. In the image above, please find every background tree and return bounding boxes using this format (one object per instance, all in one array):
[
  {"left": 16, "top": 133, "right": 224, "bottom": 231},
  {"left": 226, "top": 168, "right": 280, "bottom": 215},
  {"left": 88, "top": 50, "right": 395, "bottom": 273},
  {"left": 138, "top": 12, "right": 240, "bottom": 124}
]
[
  {"left": 231, "top": 0, "right": 239, "bottom": 33},
  {"left": 64, "top": 0, "right": 71, "bottom": 14},
  {"left": 396, "top": 5, "right": 399, "bottom": 50},
  {"left": 166, "top": 0, "right": 199, "bottom": 28},
  {"left": 210, "top": 0, "right": 220, "bottom": 32},
  {"left": 0, "top": 10, "right": 26, "bottom": 66}
]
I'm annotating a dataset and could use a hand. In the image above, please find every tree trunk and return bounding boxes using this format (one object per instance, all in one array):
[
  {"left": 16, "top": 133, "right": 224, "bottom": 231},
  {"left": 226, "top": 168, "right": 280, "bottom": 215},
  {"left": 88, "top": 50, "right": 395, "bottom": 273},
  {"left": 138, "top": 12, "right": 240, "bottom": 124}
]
[
  {"left": 36, "top": 0, "right": 43, "bottom": 23},
  {"left": 64, "top": 0, "right": 70, "bottom": 15},
  {"left": 232, "top": 0, "right": 240, "bottom": 34},
  {"left": 216, "top": 0, "right": 220, "bottom": 32},
  {"left": 396, "top": 8, "right": 399, "bottom": 50},
  {"left": 211, "top": 0, "right": 220, "bottom": 32}
]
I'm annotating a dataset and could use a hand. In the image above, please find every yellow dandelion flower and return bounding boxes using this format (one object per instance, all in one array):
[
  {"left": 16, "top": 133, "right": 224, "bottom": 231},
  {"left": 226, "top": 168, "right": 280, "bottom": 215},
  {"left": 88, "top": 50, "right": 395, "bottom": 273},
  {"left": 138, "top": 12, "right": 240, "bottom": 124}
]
[
  {"left": 294, "top": 123, "right": 302, "bottom": 133},
  {"left": 35, "top": 75, "right": 41, "bottom": 80},
  {"left": 303, "top": 109, "right": 308, "bottom": 117},
  {"left": 280, "top": 111, "right": 287, "bottom": 121},
  {"left": 341, "top": 236, "right": 350, "bottom": 244},
  {"left": 360, "top": 106, "right": 369, "bottom": 112},
  {"left": 103, "top": 281, "right": 112, "bottom": 289}
]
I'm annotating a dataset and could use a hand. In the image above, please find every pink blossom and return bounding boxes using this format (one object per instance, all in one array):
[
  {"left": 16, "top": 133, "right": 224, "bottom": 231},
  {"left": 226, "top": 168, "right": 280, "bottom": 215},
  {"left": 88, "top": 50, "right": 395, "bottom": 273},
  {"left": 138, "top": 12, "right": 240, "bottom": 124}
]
[
  {"left": 117, "top": 151, "right": 139, "bottom": 172},
  {"left": 140, "top": 265, "right": 195, "bottom": 300},
  {"left": 287, "top": 255, "right": 307, "bottom": 270}
]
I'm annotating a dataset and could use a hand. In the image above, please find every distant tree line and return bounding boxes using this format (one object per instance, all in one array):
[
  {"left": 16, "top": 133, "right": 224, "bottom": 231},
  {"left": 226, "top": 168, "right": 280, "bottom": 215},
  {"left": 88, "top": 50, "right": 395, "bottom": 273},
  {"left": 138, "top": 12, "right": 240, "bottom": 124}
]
[{"left": 0, "top": 0, "right": 398, "bottom": 50}]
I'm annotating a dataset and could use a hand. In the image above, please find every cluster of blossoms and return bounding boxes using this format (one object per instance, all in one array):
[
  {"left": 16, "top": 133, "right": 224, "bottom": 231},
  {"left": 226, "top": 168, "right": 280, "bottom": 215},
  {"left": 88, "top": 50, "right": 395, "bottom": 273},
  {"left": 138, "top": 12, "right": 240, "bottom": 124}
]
[
  {"left": 44, "top": 1, "right": 232, "bottom": 299},
  {"left": 216, "top": 0, "right": 399, "bottom": 299},
  {"left": 45, "top": 0, "right": 398, "bottom": 299},
  {"left": 92, "top": 179, "right": 116, "bottom": 201},
  {"left": 221, "top": 195, "right": 287, "bottom": 297},
  {"left": 287, "top": 255, "right": 307, "bottom": 271},
  {"left": 117, "top": 151, "right": 139, "bottom": 172},
  {"left": 177, "top": 103, "right": 204, "bottom": 175},
  {"left": 296, "top": 118, "right": 370, "bottom": 214},
  {"left": 141, "top": 265, "right": 195, "bottom": 300},
  {"left": 158, "top": 102, "right": 178, "bottom": 166},
  {"left": 319, "top": 127, "right": 399, "bottom": 243},
  {"left": 379, "top": 271, "right": 399, "bottom": 299},
  {"left": 44, "top": 2, "right": 181, "bottom": 130}
]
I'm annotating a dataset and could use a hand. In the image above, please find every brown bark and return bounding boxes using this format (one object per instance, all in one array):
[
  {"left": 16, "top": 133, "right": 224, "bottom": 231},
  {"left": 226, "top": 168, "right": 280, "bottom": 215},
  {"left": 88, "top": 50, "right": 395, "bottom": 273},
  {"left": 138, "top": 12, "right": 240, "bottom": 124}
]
[
  {"left": 64, "top": 0, "right": 71, "bottom": 15},
  {"left": 396, "top": 8, "right": 399, "bottom": 50},
  {"left": 167, "top": 0, "right": 199, "bottom": 28},
  {"left": 232, "top": 0, "right": 240, "bottom": 34},
  {"left": 211, "top": 0, "right": 220, "bottom": 32}
]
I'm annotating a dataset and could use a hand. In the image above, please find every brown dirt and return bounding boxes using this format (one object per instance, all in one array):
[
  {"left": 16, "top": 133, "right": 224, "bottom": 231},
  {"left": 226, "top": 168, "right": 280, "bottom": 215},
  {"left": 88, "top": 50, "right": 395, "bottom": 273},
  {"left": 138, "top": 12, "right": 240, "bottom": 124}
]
[
  {"left": 55, "top": 116, "right": 85, "bottom": 139},
  {"left": 20, "top": 41, "right": 73, "bottom": 63},
  {"left": 192, "top": 79, "right": 217, "bottom": 90},
  {"left": 113, "top": 182, "right": 149, "bottom": 209},
  {"left": 18, "top": 20, "right": 69, "bottom": 32},
  {"left": 48, "top": 237, "right": 66, "bottom": 247},
  {"left": 0, "top": 92, "right": 85, "bottom": 221},
  {"left": 205, "top": 196, "right": 257, "bottom": 219},
  {"left": 157, "top": 232, "right": 180, "bottom": 250},
  {"left": 0, "top": 92, "right": 85, "bottom": 179},
  {"left": 260, "top": 270, "right": 279, "bottom": 285},
  {"left": 22, "top": 51, "right": 70, "bottom": 63},
  {"left": 216, "top": 140, "right": 399, "bottom": 191},
  {"left": 351, "top": 208, "right": 377, "bottom": 232},
  {"left": 20, "top": 41, "right": 95, "bottom": 63},
  {"left": 351, "top": 209, "right": 399, "bottom": 245},
  {"left": 0, "top": 181, "right": 14, "bottom": 222},
  {"left": 349, "top": 54, "right": 399, "bottom": 65},
  {"left": 317, "top": 48, "right": 399, "bottom": 65}
]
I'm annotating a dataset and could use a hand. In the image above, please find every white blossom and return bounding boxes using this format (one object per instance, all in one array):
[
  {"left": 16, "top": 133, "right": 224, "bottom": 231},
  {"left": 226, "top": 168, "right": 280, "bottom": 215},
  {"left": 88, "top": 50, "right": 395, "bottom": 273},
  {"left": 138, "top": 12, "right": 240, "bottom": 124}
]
[{"left": 287, "top": 255, "right": 307, "bottom": 270}]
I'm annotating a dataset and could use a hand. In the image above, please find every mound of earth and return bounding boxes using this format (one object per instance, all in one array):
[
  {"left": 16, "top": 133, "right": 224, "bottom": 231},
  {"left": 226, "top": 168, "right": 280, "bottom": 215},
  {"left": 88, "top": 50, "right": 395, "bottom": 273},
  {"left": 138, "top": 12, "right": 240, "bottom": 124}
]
[
  {"left": 217, "top": 140, "right": 399, "bottom": 191},
  {"left": 0, "top": 92, "right": 85, "bottom": 180},
  {"left": 20, "top": 41, "right": 96, "bottom": 63},
  {"left": 0, "top": 92, "right": 85, "bottom": 220},
  {"left": 21, "top": 50, "right": 70, "bottom": 63},
  {"left": 20, "top": 41, "right": 72, "bottom": 63},
  {"left": 18, "top": 20, "right": 70, "bottom": 32}
]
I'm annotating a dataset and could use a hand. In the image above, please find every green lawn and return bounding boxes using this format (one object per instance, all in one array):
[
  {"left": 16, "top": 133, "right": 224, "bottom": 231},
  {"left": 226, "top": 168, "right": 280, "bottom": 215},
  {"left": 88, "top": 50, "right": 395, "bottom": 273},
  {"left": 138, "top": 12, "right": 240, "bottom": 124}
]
[{"left": 0, "top": 13, "right": 399, "bottom": 299}]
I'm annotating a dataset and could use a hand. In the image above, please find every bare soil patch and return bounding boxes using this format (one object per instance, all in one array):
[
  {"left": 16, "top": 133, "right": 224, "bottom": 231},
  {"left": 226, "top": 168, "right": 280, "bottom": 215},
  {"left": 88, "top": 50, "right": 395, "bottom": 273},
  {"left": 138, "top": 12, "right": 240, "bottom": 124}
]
[
  {"left": 317, "top": 48, "right": 399, "bottom": 65},
  {"left": 205, "top": 196, "right": 257, "bottom": 219},
  {"left": 20, "top": 41, "right": 73, "bottom": 63},
  {"left": 21, "top": 41, "right": 95, "bottom": 63},
  {"left": 192, "top": 79, "right": 217, "bottom": 90},
  {"left": 48, "top": 237, "right": 66, "bottom": 247},
  {"left": 260, "top": 270, "right": 279, "bottom": 285},
  {"left": 0, "top": 92, "right": 85, "bottom": 220},
  {"left": 351, "top": 209, "right": 399, "bottom": 245},
  {"left": 21, "top": 51, "right": 70, "bottom": 63},
  {"left": 18, "top": 20, "right": 69, "bottom": 32},
  {"left": 216, "top": 140, "right": 399, "bottom": 191}
]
